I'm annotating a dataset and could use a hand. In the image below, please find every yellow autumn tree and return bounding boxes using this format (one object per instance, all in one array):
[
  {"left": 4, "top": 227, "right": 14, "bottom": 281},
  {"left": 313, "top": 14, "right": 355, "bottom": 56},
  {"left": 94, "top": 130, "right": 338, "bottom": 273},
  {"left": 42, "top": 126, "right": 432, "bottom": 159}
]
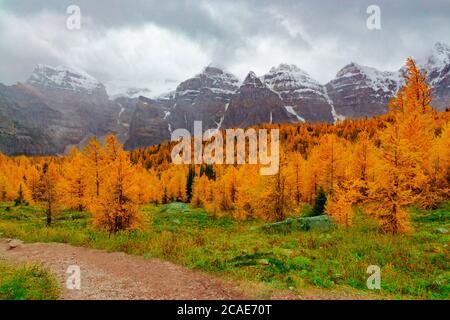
[
  {"left": 191, "top": 174, "right": 214, "bottom": 208},
  {"left": 427, "top": 121, "right": 450, "bottom": 206},
  {"left": 326, "top": 169, "right": 359, "bottom": 227},
  {"left": 92, "top": 138, "right": 142, "bottom": 233},
  {"left": 367, "top": 58, "right": 434, "bottom": 233},
  {"left": 147, "top": 168, "right": 164, "bottom": 204},
  {"left": 285, "top": 153, "right": 304, "bottom": 208},
  {"left": 26, "top": 165, "right": 41, "bottom": 205},
  {"left": 163, "top": 166, "right": 187, "bottom": 202},
  {"left": 34, "top": 162, "right": 61, "bottom": 226},
  {"left": 312, "top": 134, "right": 347, "bottom": 197},
  {"left": 59, "top": 148, "right": 92, "bottom": 211},
  {"left": 84, "top": 137, "right": 104, "bottom": 198},
  {"left": 349, "top": 131, "right": 376, "bottom": 203},
  {"left": 134, "top": 165, "right": 153, "bottom": 205},
  {"left": 251, "top": 158, "right": 293, "bottom": 222},
  {"left": 301, "top": 152, "right": 320, "bottom": 205},
  {"left": 0, "top": 173, "right": 12, "bottom": 201},
  {"left": 211, "top": 166, "right": 239, "bottom": 213},
  {"left": 234, "top": 165, "right": 259, "bottom": 220}
]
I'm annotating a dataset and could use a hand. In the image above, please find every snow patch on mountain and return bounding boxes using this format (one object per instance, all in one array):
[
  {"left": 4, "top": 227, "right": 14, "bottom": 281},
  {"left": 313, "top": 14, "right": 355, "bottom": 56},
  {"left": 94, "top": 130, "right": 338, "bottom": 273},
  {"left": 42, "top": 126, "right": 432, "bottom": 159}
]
[
  {"left": 176, "top": 66, "right": 240, "bottom": 98},
  {"left": 263, "top": 64, "right": 324, "bottom": 94},
  {"left": 416, "top": 42, "right": 450, "bottom": 86},
  {"left": 202, "top": 66, "right": 240, "bottom": 89},
  {"left": 284, "top": 106, "right": 305, "bottom": 122},
  {"left": 421, "top": 42, "right": 450, "bottom": 71},
  {"left": 27, "top": 64, "right": 103, "bottom": 93},
  {"left": 163, "top": 111, "right": 171, "bottom": 120},
  {"left": 334, "top": 62, "right": 399, "bottom": 94},
  {"left": 323, "top": 86, "right": 346, "bottom": 123},
  {"left": 242, "top": 71, "right": 265, "bottom": 88}
]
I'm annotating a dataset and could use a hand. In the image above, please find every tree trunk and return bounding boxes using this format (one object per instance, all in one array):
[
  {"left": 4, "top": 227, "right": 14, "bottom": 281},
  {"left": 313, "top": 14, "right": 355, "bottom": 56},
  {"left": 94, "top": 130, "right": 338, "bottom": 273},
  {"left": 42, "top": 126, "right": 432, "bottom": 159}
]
[{"left": 46, "top": 205, "right": 52, "bottom": 226}]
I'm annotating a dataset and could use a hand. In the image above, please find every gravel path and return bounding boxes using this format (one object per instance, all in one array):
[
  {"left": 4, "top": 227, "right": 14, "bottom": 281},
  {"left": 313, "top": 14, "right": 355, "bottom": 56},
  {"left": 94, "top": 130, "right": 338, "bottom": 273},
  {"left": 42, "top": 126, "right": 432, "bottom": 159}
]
[
  {"left": 0, "top": 239, "right": 378, "bottom": 300},
  {"left": 0, "top": 240, "right": 246, "bottom": 300}
]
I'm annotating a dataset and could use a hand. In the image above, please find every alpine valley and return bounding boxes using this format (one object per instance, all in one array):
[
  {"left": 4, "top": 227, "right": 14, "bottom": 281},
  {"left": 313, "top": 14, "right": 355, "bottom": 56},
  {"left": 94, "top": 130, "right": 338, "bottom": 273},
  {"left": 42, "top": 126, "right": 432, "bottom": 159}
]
[{"left": 1, "top": 42, "right": 449, "bottom": 156}]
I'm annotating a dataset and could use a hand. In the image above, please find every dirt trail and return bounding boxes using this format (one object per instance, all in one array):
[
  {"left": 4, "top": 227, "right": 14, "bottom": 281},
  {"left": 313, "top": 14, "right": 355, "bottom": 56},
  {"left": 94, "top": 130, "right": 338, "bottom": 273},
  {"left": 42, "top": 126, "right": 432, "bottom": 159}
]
[
  {"left": 0, "top": 240, "right": 246, "bottom": 300},
  {"left": 0, "top": 240, "right": 376, "bottom": 300}
]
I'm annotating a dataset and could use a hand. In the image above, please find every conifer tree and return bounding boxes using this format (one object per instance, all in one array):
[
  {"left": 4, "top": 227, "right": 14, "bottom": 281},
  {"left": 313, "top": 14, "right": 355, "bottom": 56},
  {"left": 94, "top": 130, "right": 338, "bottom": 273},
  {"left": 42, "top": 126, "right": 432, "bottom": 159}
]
[
  {"left": 312, "top": 187, "right": 327, "bottom": 216},
  {"left": 92, "top": 141, "right": 142, "bottom": 233},
  {"left": 84, "top": 137, "right": 104, "bottom": 197},
  {"left": 59, "top": 149, "right": 91, "bottom": 211},
  {"left": 368, "top": 58, "right": 434, "bottom": 233},
  {"left": 35, "top": 163, "right": 61, "bottom": 226}
]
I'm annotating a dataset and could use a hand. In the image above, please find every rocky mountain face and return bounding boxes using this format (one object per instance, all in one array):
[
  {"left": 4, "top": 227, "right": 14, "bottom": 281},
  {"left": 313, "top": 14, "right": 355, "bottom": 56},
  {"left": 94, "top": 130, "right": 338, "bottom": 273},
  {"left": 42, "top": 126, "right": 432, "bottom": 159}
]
[
  {"left": 0, "top": 65, "right": 123, "bottom": 155},
  {"left": 325, "top": 42, "right": 450, "bottom": 118},
  {"left": 125, "top": 65, "right": 339, "bottom": 150},
  {"left": 167, "top": 66, "right": 239, "bottom": 133},
  {"left": 125, "top": 66, "right": 240, "bottom": 149},
  {"left": 125, "top": 67, "right": 305, "bottom": 150},
  {"left": 118, "top": 43, "right": 450, "bottom": 149},
  {"left": 262, "top": 64, "right": 335, "bottom": 123},
  {"left": 124, "top": 96, "right": 170, "bottom": 150},
  {"left": 1, "top": 42, "right": 450, "bottom": 155},
  {"left": 0, "top": 82, "right": 59, "bottom": 155},
  {"left": 325, "top": 63, "right": 400, "bottom": 118},
  {"left": 222, "top": 71, "right": 293, "bottom": 128},
  {"left": 417, "top": 42, "right": 450, "bottom": 111}
]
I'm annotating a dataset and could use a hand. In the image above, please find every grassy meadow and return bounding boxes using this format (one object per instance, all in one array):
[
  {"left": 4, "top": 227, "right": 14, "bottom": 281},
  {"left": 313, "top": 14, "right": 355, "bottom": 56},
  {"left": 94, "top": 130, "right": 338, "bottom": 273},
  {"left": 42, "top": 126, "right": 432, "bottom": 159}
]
[
  {"left": 0, "top": 260, "right": 59, "bottom": 300},
  {"left": 0, "top": 202, "right": 448, "bottom": 300}
]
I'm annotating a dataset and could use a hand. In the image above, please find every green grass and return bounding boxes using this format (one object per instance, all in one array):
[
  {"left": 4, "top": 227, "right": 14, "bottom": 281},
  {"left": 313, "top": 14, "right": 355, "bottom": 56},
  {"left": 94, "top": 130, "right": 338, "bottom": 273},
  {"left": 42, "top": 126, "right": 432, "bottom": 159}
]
[
  {"left": 0, "top": 261, "right": 60, "bottom": 300},
  {"left": 0, "top": 202, "right": 448, "bottom": 299}
]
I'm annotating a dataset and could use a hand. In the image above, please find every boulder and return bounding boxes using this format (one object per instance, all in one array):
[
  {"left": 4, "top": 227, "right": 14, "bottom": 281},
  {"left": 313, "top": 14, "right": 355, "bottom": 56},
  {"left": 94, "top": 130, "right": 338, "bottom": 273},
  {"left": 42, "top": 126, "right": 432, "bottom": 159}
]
[
  {"left": 435, "top": 227, "right": 449, "bottom": 234},
  {"left": 263, "top": 215, "right": 335, "bottom": 232},
  {"left": 7, "top": 239, "right": 24, "bottom": 250},
  {"left": 160, "top": 202, "right": 190, "bottom": 213}
]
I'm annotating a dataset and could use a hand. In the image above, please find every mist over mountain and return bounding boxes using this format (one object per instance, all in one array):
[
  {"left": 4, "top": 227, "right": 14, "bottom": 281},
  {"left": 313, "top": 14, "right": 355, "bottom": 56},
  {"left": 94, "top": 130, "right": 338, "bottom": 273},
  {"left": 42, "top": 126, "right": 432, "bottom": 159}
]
[{"left": 1, "top": 42, "right": 449, "bottom": 155}]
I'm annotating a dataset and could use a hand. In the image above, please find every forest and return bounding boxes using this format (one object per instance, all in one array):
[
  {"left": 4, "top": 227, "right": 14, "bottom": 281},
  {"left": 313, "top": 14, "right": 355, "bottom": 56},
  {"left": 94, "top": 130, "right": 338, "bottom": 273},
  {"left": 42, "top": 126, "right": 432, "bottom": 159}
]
[
  {"left": 0, "top": 58, "right": 449, "bottom": 235},
  {"left": 0, "top": 58, "right": 449, "bottom": 299}
]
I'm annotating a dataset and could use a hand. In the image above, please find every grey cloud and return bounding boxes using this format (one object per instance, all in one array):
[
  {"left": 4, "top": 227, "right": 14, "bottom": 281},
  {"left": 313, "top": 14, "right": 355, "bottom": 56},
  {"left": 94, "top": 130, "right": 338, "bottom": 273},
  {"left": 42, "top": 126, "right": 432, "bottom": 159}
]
[{"left": 0, "top": 0, "right": 449, "bottom": 89}]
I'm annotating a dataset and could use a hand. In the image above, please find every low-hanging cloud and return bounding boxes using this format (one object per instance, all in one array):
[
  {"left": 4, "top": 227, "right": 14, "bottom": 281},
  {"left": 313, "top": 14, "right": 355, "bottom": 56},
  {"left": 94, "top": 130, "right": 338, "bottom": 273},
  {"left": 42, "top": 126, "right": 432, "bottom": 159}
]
[{"left": 0, "top": 0, "right": 449, "bottom": 95}]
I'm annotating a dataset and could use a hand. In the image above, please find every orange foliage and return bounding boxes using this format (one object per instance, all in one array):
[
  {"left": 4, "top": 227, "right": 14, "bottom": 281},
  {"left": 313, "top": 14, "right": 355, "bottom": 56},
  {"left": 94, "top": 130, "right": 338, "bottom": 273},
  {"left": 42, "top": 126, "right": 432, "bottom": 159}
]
[{"left": 0, "top": 58, "right": 448, "bottom": 235}]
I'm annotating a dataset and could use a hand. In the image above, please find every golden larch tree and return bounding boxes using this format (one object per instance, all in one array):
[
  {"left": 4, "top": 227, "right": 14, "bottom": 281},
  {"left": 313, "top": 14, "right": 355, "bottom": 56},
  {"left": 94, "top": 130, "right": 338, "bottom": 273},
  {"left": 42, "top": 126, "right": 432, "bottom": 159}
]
[
  {"left": 84, "top": 137, "right": 104, "bottom": 197},
  {"left": 92, "top": 139, "right": 142, "bottom": 233},
  {"left": 368, "top": 58, "right": 435, "bottom": 233},
  {"left": 35, "top": 162, "right": 61, "bottom": 226},
  {"left": 59, "top": 148, "right": 92, "bottom": 211}
]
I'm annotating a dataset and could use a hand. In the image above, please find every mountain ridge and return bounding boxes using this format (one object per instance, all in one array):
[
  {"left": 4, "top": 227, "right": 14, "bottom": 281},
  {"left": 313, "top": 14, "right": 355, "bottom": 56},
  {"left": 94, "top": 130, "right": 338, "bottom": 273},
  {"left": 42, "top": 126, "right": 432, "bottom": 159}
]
[{"left": 1, "top": 42, "right": 450, "bottom": 155}]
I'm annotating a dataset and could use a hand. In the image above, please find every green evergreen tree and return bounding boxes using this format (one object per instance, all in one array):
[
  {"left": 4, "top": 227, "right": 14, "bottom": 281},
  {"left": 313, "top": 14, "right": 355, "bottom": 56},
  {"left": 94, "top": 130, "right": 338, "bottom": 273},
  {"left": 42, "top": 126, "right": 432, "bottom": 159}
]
[
  {"left": 312, "top": 187, "right": 327, "bottom": 216},
  {"left": 186, "top": 165, "right": 195, "bottom": 202},
  {"left": 14, "top": 183, "right": 26, "bottom": 206}
]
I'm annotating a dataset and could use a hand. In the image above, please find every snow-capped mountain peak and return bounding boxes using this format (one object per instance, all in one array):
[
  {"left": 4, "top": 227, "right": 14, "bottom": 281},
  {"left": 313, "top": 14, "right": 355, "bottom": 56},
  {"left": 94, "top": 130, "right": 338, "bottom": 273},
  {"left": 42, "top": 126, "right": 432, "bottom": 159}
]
[
  {"left": 433, "top": 42, "right": 450, "bottom": 57},
  {"left": 242, "top": 71, "right": 265, "bottom": 88},
  {"left": 176, "top": 65, "right": 240, "bottom": 97},
  {"left": 333, "top": 62, "right": 399, "bottom": 94},
  {"left": 260, "top": 64, "right": 338, "bottom": 123},
  {"left": 268, "top": 63, "right": 306, "bottom": 76},
  {"left": 418, "top": 42, "right": 450, "bottom": 69},
  {"left": 27, "top": 64, "right": 104, "bottom": 94},
  {"left": 416, "top": 42, "right": 450, "bottom": 86},
  {"left": 263, "top": 63, "right": 324, "bottom": 93}
]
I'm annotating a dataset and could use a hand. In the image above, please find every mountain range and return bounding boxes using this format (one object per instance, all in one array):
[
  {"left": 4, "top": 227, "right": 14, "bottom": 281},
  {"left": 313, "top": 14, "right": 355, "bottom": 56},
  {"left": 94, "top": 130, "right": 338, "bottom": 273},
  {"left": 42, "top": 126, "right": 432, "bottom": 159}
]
[{"left": 1, "top": 42, "right": 449, "bottom": 155}]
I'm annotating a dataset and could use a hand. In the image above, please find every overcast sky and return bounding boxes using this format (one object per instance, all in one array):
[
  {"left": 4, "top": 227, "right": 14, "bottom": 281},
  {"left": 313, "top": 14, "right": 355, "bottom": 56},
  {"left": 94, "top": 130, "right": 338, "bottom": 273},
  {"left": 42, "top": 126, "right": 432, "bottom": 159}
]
[{"left": 0, "top": 0, "right": 449, "bottom": 95}]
